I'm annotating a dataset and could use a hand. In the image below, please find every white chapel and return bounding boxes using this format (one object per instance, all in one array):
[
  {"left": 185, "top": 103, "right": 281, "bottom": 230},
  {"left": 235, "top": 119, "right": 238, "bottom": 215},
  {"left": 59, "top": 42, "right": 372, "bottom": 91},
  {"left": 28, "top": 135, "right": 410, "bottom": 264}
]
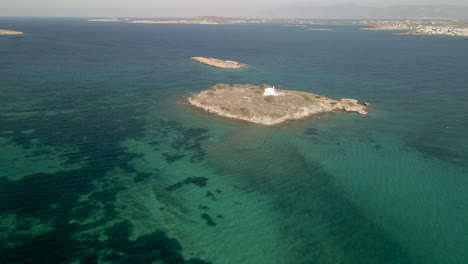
[{"left": 263, "top": 86, "right": 278, "bottom": 96}]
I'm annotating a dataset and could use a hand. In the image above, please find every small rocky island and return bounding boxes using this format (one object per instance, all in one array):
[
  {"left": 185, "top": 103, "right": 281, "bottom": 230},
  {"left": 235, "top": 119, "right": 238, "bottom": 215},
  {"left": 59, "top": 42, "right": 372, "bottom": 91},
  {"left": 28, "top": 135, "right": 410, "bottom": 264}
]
[
  {"left": 190, "top": 57, "right": 246, "bottom": 68},
  {"left": 0, "top": 29, "right": 24, "bottom": 35},
  {"left": 88, "top": 18, "right": 122, "bottom": 22},
  {"left": 188, "top": 83, "right": 369, "bottom": 125}
]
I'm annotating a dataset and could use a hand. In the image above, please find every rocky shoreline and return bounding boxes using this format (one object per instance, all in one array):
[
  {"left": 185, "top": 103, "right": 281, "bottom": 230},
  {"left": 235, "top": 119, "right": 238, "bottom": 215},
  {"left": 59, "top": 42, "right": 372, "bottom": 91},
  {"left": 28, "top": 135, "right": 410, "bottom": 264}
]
[
  {"left": 190, "top": 57, "right": 246, "bottom": 69},
  {"left": 188, "top": 83, "right": 369, "bottom": 125}
]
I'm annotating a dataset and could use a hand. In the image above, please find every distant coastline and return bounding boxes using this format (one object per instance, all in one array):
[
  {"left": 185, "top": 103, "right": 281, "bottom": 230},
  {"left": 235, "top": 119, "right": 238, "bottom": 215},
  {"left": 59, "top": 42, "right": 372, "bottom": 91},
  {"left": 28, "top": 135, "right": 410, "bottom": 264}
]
[
  {"left": 87, "top": 16, "right": 356, "bottom": 26},
  {"left": 359, "top": 20, "right": 468, "bottom": 37},
  {"left": 306, "top": 28, "right": 331, "bottom": 31},
  {"left": 88, "top": 16, "right": 468, "bottom": 37},
  {"left": 88, "top": 16, "right": 302, "bottom": 25}
]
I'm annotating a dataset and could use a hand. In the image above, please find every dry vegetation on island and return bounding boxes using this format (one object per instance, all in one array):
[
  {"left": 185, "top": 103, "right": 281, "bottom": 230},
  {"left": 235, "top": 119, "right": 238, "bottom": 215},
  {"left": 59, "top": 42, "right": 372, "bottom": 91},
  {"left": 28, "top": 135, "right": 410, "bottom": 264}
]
[{"left": 188, "top": 83, "right": 369, "bottom": 125}]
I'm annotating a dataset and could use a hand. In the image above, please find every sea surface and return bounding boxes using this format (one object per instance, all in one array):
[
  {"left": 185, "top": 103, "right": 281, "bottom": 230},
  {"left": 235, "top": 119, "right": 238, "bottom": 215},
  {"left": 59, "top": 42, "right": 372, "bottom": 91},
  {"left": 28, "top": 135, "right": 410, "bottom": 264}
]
[{"left": 0, "top": 18, "right": 467, "bottom": 264}]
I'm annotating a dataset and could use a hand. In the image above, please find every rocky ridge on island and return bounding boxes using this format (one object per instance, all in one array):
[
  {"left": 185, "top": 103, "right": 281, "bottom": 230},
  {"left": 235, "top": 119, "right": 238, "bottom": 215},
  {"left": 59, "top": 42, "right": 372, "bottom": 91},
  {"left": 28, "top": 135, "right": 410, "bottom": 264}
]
[
  {"left": 188, "top": 83, "right": 369, "bottom": 125},
  {"left": 190, "top": 57, "right": 246, "bottom": 69},
  {"left": 0, "top": 30, "right": 24, "bottom": 35}
]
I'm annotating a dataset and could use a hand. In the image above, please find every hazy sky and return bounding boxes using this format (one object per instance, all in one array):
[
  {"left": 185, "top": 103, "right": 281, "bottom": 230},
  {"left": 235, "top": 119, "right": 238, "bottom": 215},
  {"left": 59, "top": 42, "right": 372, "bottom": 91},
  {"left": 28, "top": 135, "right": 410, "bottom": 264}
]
[{"left": 2, "top": 0, "right": 467, "bottom": 17}]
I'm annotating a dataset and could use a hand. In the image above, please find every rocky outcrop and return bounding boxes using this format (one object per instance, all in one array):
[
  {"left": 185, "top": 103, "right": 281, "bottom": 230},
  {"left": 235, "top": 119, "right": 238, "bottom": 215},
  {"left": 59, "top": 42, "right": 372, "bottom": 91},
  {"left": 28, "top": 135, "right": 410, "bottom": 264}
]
[
  {"left": 190, "top": 57, "right": 246, "bottom": 69},
  {"left": 188, "top": 83, "right": 369, "bottom": 125}
]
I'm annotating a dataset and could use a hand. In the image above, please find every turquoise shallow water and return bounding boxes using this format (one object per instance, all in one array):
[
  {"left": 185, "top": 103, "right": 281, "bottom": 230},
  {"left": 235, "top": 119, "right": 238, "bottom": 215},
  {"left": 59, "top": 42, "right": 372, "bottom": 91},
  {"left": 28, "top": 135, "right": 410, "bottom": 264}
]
[{"left": 0, "top": 18, "right": 467, "bottom": 264}]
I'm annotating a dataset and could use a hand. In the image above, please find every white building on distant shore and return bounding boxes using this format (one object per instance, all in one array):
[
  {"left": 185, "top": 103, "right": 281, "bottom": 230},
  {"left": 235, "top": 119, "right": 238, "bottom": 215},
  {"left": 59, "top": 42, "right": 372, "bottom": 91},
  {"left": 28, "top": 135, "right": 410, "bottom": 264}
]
[{"left": 263, "top": 86, "right": 278, "bottom": 96}]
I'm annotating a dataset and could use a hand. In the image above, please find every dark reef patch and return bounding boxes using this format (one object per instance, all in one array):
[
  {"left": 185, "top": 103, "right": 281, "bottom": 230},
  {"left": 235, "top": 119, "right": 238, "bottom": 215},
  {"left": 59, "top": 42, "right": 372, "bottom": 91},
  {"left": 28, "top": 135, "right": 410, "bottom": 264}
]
[
  {"left": 0, "top": 91, "right": 212, "bottom": 263},
  {"left": 0, "top": 170, "right": 96, "bottom": 214},
  {"left": 151, "top": 121, "right": 209, "bottom": 163},
  {"left": 201, "top": 213, "right": 216, "bottom": 226},
  {"left": 0, "top": 220, "right": 211, "bottom": 264},
  {"left": 90, "top": 186, "right": 126, "bottom": 204},
  {"left": 71, "top": 203, "right": 101, "bottom": 222},
  {"left": 205, "top": 191, "right": 217, "bottom": 201},
  {"left": 0, "top": 228, "right": 83, "bottom": 264},
  {"left": 165, "top": 182, "right": 185, "bottom": 192},
  {"left": 304, "top": 127, "right": 318, "bottom": 135},
  {"left": 406, "top": 137, "right": 467, "bottom": 168},
  {"left": 163, "top": 152, "right": 187, "bottom": 163},
  {"left": 133, "top": 172, "right": 155, "bottom": 183},
  {"left": 80, "top": 254, "right": 99, "bottom": 264},
  {"left": 172, "top": 127, "right": 209, "bottom": 163},
  {"left": 148, "top": 141, "right": 160, "bottom": 147},
  {"left": 186, "top": 177, "right": 208, "bottom": 187},
  {"left": 100, "top": 221, "right": 212, "bottom": 263},
  {"left": 198, "top": 205, "right": 209, "bottom": 210},
  {"left": 0, "top": 30, "right": 216, "bottom": 263},
  {"left": 165, "top": 177, "right": 208, "bottom": 192}
]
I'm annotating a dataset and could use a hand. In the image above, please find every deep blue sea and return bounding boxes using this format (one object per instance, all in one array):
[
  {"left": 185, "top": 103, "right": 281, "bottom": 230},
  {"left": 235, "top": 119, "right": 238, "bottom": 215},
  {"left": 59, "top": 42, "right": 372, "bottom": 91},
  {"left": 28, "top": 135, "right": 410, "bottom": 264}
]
[{"left": 0, "top": 17, "right": 467, "bottom": 264}]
